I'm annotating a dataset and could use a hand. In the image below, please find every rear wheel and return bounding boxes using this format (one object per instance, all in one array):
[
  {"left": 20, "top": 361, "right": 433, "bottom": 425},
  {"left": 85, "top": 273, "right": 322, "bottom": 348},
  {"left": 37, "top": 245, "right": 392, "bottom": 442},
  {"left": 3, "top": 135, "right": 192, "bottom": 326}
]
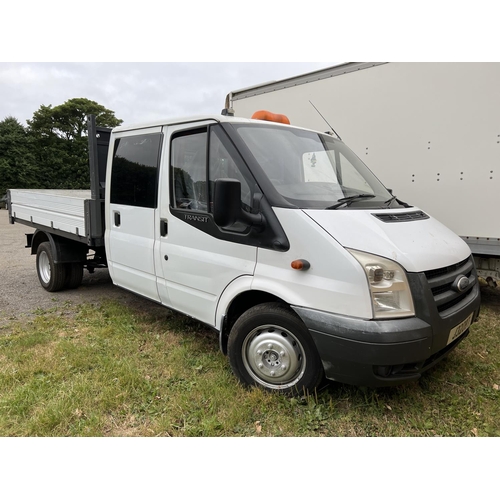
[
  {"left": 65, "top": 263, "right": 83, "bottom": 289},
  {"left": 228, "top": 303, "right": 323, "bottom": 395},
  {"left": 36, "top": 242, "right": 67, "bottom": 292}
]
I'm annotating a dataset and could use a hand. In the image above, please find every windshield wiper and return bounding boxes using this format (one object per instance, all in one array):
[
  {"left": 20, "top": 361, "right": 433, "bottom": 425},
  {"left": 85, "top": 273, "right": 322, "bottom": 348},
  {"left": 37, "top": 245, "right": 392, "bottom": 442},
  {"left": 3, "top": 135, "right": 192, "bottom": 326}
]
[
  {"left": 325, "top": 194, "right": 376, "bottom": 210},
  {"left": 381, "top": 195, "right": 397, "bottom": 207}
]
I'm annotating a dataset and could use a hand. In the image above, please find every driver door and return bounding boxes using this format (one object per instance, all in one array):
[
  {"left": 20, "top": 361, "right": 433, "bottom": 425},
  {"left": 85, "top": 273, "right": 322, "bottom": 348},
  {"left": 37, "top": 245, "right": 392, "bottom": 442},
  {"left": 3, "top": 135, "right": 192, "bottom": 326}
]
[{"left": 156, "top": 122, "right": 257, "bottom": 326}]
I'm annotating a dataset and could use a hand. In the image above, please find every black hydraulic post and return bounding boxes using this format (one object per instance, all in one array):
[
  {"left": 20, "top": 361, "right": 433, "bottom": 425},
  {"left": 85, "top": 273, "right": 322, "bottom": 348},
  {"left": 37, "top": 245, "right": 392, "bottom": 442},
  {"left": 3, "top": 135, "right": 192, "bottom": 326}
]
[{"left": 85, "top": 115, "right": 111, "bottom": 246}]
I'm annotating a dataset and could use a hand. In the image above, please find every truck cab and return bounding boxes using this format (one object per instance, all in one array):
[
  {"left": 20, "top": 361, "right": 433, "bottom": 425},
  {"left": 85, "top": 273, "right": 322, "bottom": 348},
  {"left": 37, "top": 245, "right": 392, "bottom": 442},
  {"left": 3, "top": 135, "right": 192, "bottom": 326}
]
[{"left": 103, "top": 113, "right": 480, "bottom": 392}]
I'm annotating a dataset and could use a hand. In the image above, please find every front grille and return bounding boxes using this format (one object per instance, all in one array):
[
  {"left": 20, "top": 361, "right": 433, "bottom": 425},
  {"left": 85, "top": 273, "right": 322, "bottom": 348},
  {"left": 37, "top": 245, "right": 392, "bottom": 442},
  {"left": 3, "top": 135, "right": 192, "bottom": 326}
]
[
  {"left": 437, "top": 288, "right": 473, "bottom": 313},
  {"left": 424, "top": 257, "right": 470, "bottom": 280},
  {"left": 373, "top": 211, "right": 429, "bottom": 223},
  {"left": 424, "top": 257, "right": 476, "bottom": 314}
]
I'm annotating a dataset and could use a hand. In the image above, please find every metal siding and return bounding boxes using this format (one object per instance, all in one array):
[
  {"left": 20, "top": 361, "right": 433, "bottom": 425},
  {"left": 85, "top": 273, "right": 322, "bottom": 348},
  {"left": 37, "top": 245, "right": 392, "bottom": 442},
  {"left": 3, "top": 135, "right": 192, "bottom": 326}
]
[{"left": 9, "top": 189, "right": 89, "bottom": 236}]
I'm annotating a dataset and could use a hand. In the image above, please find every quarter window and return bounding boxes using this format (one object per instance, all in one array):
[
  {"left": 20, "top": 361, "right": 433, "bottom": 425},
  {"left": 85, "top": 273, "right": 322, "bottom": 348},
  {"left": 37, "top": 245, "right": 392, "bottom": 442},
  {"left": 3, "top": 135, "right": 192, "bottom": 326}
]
[{"left": 171, "top": 130, "right": 208, "bottom": 211}]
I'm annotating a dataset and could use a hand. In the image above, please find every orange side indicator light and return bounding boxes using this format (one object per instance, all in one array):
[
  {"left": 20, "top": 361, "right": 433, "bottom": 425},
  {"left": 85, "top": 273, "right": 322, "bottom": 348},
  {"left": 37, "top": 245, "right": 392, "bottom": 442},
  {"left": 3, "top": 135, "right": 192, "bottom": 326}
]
[
  {"left": 291, "top": 259, "right": 311, "bottom": 271},
  {"left": 251, "top": 110, "right": 290, "bottom": 125}
]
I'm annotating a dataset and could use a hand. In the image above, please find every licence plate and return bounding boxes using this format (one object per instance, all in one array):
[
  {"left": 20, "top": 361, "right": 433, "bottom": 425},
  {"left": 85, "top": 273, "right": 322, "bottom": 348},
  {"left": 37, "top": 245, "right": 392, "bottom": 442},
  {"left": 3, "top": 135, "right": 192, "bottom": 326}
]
[{"left": 447, "top": 313, "right": 473, "bottom": 345}]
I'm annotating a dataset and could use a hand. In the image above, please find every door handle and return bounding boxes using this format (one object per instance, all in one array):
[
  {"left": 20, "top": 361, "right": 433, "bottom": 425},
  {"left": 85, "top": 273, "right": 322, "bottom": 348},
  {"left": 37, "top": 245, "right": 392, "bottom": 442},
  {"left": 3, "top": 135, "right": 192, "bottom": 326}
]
[
  {"left": 114, "top": 211, "right": 121, "bottom": 227},
  {"left": 160, "top": 219, "right": 168, "bottom": 237}
]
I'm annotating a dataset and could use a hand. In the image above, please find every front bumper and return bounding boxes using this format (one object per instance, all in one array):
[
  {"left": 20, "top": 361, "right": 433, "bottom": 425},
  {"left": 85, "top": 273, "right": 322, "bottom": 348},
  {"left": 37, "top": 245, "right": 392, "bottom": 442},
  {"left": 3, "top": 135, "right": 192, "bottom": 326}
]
[{"left": 292, "top": 262, "right": 481, "bottom": 387}]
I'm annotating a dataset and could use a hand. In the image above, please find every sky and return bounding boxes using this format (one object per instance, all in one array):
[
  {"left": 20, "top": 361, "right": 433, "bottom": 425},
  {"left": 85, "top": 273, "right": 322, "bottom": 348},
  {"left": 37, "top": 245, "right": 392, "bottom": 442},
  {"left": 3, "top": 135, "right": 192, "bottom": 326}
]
[{"left": 0, "top": 62, "right": 338, "bottom": 126}]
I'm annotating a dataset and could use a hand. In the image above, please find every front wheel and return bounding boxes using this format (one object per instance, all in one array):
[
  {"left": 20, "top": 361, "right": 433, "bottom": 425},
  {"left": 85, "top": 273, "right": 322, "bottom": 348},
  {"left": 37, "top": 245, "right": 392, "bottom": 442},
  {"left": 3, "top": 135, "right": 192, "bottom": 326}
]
[{"left": 227, "top": 303, "right": 324, "bottom": 395}]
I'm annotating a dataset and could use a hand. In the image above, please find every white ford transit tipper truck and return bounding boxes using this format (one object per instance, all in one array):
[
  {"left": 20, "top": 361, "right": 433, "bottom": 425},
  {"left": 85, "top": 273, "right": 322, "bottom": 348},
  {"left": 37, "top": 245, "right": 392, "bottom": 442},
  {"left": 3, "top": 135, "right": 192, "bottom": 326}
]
[{"left": 8, "top": 112, "right": 481, "bottom": 394}]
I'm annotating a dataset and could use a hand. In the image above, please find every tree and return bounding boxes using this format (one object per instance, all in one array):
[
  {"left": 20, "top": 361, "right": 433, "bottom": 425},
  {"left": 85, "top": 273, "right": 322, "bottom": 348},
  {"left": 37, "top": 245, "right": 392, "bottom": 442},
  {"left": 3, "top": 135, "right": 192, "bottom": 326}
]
[
  {"left": 0, "top": 116, "right": 37, "bottom": 195},
  {"left": 27, "top": 98, "right": 123, "bottom": 141},
  {"left": 27, "top": 98, "right": 123, "bottom": 189}
]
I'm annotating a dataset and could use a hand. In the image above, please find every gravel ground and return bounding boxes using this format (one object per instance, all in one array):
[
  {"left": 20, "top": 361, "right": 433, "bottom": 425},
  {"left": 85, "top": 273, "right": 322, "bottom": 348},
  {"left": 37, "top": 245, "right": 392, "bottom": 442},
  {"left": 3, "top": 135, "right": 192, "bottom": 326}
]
[{"left": 0, "top": 209, "right": 165, "bottom": 327}]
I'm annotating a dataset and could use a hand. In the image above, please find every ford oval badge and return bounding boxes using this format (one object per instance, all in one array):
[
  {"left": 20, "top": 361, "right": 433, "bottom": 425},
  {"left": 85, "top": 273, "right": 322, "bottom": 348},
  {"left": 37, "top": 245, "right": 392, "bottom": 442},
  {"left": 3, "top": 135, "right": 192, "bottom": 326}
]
[{"left": 452, "top": 275, "right": 470, "bottom": 293}]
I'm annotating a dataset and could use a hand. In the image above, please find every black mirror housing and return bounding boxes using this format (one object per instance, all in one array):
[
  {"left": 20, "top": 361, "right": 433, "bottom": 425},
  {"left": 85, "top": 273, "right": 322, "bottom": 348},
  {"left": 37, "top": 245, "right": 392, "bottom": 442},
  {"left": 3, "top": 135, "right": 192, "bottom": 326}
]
[
  {"left": 214, "top": 178, "right": 241, "bottom": 227},
  {"left": 214, "top": 178, "right": 265, "bottom": 228}
]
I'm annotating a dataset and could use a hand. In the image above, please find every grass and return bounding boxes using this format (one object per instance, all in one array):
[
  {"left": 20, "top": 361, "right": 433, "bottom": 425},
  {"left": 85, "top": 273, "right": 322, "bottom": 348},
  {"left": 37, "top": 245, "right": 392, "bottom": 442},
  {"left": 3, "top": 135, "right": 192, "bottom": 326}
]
[{"left": 0, "top": 289, "right": 499, "bottom": 437}]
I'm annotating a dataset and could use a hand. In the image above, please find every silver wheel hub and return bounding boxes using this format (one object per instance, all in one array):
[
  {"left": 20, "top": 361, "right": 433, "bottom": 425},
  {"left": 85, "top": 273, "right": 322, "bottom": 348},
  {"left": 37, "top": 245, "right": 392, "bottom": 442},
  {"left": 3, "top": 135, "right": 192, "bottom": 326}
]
[
  {"left": 243, "top": 325, "right": 306, "bottom": 389},
  {"left": 39, "top": 251, "right": 51, "bottom": 284}
]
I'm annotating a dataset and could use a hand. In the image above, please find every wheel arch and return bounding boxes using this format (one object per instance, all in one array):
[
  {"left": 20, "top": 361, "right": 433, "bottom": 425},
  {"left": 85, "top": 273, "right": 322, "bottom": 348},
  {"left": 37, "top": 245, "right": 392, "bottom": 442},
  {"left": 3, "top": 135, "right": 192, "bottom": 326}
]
[
  {"left": 31, "top": 230, "right": 87, "bottom": 264},
  {"left": 218, "top": 289, "right": 289, "bottom": 355},
  {"left": 31, "top": 229, "right": 52, "bottom": 256}
]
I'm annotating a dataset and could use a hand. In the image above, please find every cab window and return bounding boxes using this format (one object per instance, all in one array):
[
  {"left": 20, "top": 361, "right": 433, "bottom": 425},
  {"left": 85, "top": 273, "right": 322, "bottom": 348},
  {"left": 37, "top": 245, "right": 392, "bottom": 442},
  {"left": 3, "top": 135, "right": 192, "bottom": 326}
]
[{"left": 170, "top": 126, "right": 253, "bottom": 230}]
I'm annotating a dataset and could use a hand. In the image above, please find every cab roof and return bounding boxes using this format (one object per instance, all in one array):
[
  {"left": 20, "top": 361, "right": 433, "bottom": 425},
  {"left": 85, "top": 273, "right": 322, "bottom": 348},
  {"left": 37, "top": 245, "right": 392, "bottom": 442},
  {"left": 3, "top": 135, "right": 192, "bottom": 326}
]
[
  {"left": 111, "top": 113, "right": 331, "bottom": 138},
  {"left": 112, "top": 114, "right": 255, "bottom": 133}
]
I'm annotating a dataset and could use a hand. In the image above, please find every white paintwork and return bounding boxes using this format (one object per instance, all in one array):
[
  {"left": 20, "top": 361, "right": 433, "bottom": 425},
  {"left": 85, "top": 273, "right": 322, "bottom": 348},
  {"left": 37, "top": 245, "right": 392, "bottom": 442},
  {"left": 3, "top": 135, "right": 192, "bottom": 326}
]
[
  {"left": 9, "top": 189, "right": 89, "bottom": 236},
  {"left": 160, "top": 232, "right": 256, "bottom": 325},
  {"left": 107, "top": 204, "right": 160, "bottom": 301},
  {"left": 229, "top": 62, "right": 500, "bottom": 244},
  {"left": 253, "top": 208, "right": 373, "bottom": 319},
  {"left": 305, "top": 208, "right": 472, "bottom": 272}
]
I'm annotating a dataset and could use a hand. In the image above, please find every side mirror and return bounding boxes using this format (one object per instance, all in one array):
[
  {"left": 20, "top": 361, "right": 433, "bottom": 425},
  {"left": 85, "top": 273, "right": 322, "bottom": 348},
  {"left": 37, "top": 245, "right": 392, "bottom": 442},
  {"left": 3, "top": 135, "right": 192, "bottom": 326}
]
[
  {"left": 213, "top": 178, "right": 264, "bottom": 228},
  {"left": 214, "top": 178, "right": 241, "bottom": 227}
]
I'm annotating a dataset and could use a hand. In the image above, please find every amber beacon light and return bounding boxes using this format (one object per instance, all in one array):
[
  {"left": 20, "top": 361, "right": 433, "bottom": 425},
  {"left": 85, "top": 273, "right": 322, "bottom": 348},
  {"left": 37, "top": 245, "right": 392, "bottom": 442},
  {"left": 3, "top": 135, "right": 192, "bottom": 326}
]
[{"left": 251, "top": 110, "right": 290, "bottom": 124}]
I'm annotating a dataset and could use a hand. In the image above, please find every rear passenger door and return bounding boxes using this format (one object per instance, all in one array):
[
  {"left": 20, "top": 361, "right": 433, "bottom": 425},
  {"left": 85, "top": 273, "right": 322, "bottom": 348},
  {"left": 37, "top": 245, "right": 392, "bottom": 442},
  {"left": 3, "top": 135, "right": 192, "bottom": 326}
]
[{"left": 105, "top": 127, "right": 163, "bottom": 302}]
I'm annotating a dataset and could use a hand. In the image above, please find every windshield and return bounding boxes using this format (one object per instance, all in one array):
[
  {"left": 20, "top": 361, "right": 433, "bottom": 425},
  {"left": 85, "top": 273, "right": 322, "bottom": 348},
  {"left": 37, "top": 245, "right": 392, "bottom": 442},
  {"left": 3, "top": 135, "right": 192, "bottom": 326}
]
[{"left": 234, "top": 123, "right": 395, "bottom": 209}]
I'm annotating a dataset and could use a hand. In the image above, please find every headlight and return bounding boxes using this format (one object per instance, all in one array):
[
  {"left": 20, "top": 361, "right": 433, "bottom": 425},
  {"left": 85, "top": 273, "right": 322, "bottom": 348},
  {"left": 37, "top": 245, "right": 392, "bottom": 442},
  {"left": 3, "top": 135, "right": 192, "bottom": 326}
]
[{"left": 348, "top": 249, "right": 415, "bottom": 319}]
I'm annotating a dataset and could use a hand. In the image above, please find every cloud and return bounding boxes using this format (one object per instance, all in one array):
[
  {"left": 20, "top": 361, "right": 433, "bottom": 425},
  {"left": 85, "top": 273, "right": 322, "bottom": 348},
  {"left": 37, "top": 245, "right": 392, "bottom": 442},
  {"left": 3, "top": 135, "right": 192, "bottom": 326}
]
[{"left": 0, "top": 62, "right": 336, "bottom": 126}]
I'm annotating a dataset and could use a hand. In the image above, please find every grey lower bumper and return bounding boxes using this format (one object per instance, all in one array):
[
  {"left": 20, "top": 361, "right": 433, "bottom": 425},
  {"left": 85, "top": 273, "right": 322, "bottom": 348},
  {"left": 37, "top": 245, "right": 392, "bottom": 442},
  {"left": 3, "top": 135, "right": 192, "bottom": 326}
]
[{"left": 292, "top": 281, "right": 481, "bottom": 387}]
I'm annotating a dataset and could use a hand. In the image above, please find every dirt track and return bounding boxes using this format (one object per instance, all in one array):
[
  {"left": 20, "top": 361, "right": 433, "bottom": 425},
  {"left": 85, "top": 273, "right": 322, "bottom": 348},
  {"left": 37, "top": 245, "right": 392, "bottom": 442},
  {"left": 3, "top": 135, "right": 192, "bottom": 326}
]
[{"left": 0, "top": 209, "right": 165, "bottom": 327}]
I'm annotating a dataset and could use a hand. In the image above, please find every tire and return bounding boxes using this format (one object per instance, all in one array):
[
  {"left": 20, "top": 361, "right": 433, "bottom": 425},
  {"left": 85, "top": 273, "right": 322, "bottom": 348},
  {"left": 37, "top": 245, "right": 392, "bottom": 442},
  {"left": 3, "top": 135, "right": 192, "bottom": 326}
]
[
  {"left": 227, "top": 303, "right": 324, "bottom": 395},
  {"left": 36, "top": 242, "right": 67, "bottom": 292},
  {"left": 65, "top": 263, "right": 83, "bottom": 289}
]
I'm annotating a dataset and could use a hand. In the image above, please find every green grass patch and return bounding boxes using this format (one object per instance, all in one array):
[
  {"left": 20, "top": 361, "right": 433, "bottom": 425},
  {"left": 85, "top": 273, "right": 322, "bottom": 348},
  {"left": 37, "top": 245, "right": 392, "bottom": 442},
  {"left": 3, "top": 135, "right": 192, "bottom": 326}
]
[{"left": 0, "top": 292, "right": 499, "bottom": 437}]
